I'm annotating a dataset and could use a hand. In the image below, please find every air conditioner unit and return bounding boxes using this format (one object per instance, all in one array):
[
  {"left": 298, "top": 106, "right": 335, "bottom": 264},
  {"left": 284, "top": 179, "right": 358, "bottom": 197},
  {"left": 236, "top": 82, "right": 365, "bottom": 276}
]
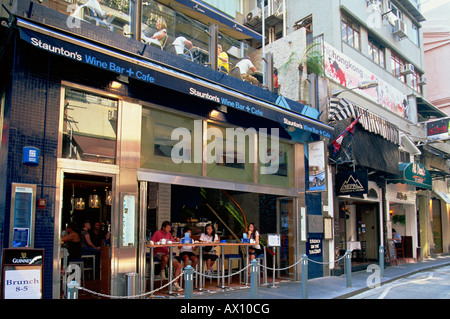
[
  {"left": 245, "top": 8, "right": 262, "bottom": 27},
  {"left": 393, "top": 19, "right": 407, "bottom": 39},
  {"left": 401, "top": 63, "right": 414, "bottom": 76},
  {"left": 108, "top": 110, "right": 118, "bottom": 121},
  {"left": 418, "top": 76, "right": 427, "bottom": 86}
]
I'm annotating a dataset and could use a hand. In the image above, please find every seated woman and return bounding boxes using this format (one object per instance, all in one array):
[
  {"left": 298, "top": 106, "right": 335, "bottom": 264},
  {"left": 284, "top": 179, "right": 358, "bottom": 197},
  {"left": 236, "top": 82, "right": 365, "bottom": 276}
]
[
  {"left": 200, "top": 224, "right": 220, "bottom": 275},
  {"left": 141, "top": 17, "right": 167, "bottom": 48},
  {"left": 179, "top": 227, "right": 198, "bottom": 268},
  {"left": 247, "top": 223, "right": 263, "bottom": 262}
]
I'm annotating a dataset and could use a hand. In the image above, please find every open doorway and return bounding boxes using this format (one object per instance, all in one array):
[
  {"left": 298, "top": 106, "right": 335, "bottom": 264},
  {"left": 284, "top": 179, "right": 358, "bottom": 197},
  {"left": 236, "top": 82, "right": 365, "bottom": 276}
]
[{"left": 60, "top": 172, "right": 112, "bottom": 297}]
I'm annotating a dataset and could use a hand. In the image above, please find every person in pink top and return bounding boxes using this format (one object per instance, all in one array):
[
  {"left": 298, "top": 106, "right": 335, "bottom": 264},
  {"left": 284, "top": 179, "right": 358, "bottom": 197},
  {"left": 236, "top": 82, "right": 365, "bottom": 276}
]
[{"left": 151, "top": 221, "right": 183, "bottom": 291}]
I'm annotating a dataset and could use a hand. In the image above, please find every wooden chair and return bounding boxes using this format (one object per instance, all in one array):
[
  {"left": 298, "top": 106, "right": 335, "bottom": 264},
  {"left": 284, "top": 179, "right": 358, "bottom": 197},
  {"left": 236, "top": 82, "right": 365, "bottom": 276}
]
[{"left": 395, "top": 238, "right": 405, "bottom": 258}]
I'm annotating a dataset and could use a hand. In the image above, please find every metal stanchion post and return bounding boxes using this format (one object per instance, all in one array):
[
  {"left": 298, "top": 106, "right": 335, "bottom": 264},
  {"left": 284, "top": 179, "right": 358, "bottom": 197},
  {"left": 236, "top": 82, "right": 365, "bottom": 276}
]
[
  {"left": 250, "top": 259, "right": 259, "bottom": 299},
  {"left": 301, "top": 254, "right": 308, "bottom": 299},
  {"left": 268, "top": 247, "right": 278, "bottom": 289},
  {"left": 345, "top": 250, "right": 352, "bottom": 288},
  {"left": 67, "top": 280, "right": 80, "bottom": 299},
  {"left": 379, "top": 245, "right": 384, "bottom": 277},
  {"left": 185, "top": 265, "right": 194, "bottom": 299}
]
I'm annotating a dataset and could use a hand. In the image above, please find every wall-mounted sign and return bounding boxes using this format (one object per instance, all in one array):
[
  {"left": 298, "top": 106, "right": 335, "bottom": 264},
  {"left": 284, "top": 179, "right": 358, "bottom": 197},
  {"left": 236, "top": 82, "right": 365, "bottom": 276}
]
[
  {"left": 267, "top": 234, "right": 281, "bottom": 247},
  {"left": 426, "top": 118, "right": 450, "bottom": 141},
  {"left": 323, "top": 42, "right": 411, "bottom": 120},
  {"left": 1, "top": 248, "right": 44, "bottom": 299},
  {"left": 308, "top": 141, "right": 326, "bottom": 192},
  {"left": 23, "top": 147, "right": 40, "bottom": 166},
  {"left": 336, "top": 170, "right": 369, "bottom": 196},
  {"left": 307, "top": 238, "right": 322, "bottom": 256},
  {"left": 122, "top": 194, "right": 136, "bottom": 247},
  {"left": 10, "top": 184, "right": 36, "bottom": 248}
]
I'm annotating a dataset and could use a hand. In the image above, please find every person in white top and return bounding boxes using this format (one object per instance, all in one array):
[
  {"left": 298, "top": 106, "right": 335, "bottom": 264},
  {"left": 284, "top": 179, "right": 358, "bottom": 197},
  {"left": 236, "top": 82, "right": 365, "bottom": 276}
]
[
  {"left": 172, "top": 36, "right": 193, "bottom": 60},
  {"left": 179, "top": 228, "right": 198, "bottom": 268},
  {"left": 247, "top": 223, "right": 263, "bottom": 262},
  {"left": 200, "top": 224, "right": 220, "bottom": 275},
  {"left": 235, "top": 57, "right": 259, "bottom": 86}
]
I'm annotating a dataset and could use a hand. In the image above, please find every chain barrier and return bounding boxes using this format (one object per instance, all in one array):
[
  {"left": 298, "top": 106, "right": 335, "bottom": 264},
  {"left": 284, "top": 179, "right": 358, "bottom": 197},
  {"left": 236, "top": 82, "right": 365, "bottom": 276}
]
[
  {"left": 192, "top": 263, "right": 251, "bottom": 279},
  {"left": 75, "top": 271, "right": 185, "bottom": 299},
  {"left": 260, "top": 251, "right": 351, "bottom": 271},
  {"left": 70, "top": 252, "right": 352, "bottom": 299}
]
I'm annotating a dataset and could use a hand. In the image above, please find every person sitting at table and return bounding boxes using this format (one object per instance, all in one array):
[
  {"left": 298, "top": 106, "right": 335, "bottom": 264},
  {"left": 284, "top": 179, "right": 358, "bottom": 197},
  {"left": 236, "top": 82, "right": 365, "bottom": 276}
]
[
  {"left": 393, "top": 228, "right": 402, "bottom": 248},
  {"left": 61, "top": 222, "right": 82, "bottom": 261},
  {"left": 151, "top": 221, "right": 183, "bottom": 292},
  {"left": 217, "top": 44, "right": 230, "bottom": 73},
  {"left": 200, "top": 224, "right": 220, "bottom": 276},
  {"left": 247, "top": 223, "right": 263, "bottom": 262},
  {"left": 235, "top": 56, "right": 259, "bottom": 86},
  {"left": 141, "top": 17, "right": 167, "bottom": 49},
  {"left": 178, "top": 227, "right": 198, "bottom": 268},
  {"left": 171, "top": 36, "right": 193, "bottom": 61}
]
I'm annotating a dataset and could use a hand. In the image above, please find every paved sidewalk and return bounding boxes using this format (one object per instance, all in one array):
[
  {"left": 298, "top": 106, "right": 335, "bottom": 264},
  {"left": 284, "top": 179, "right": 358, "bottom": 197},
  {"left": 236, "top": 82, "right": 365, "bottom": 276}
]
[{"left": 191, "top": 254, "right": 450, "bottom": 299}]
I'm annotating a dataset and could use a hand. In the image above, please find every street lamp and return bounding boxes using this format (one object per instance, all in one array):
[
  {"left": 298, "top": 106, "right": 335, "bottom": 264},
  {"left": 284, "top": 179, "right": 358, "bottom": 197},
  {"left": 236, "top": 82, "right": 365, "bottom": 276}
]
[{"left": 331, "top": 80, "right": 379, "bottom": 97}]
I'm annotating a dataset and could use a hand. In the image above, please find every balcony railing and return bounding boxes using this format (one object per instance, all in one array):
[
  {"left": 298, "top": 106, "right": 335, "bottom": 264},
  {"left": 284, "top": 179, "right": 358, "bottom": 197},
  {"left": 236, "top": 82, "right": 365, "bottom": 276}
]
[{"left": 39, "top": 0, "right": 271, "bottom": 90}]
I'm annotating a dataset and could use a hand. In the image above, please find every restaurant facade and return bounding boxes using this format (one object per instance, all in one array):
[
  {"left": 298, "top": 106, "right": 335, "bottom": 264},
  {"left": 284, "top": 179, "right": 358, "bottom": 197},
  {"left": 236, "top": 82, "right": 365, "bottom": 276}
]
[{"left": 0, "top": 0, "right": 334, "bottom": 298}]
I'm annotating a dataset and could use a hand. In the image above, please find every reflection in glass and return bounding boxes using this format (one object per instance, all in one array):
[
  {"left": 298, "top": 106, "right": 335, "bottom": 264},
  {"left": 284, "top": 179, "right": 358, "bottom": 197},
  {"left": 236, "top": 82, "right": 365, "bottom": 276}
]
[{"left": 62, "top": 88, "right": 118, "bottom": 164}]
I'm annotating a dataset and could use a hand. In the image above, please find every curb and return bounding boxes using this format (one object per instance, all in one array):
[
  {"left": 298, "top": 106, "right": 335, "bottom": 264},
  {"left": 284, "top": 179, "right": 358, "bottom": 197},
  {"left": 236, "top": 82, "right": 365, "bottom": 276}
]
[{"left": 334, "top": 260, "right": 450, "bottom": 299}]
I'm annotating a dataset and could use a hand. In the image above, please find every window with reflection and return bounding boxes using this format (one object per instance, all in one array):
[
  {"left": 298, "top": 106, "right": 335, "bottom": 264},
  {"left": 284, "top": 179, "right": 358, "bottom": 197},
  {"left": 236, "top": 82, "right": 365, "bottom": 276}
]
[
  {"left": 62, "top": 88, "right": 118, "bottom": 164},
  {"left": 219, "top": 32, "right": 263, "bottom": 86},
  {"left": 64, "top": 0, "right": 133, "bottom": 36},
  {"left": 258, "top": 140, "right": 294, "bottom": 188},
  {"left": 206, "top": 123, "right": 255, "bottom": 183},
  {"left": 141, "top": 0, "right": 210, "bottom": 66},
  {"left": 141, "top": 107, "right": 202, "bottom": 176}
]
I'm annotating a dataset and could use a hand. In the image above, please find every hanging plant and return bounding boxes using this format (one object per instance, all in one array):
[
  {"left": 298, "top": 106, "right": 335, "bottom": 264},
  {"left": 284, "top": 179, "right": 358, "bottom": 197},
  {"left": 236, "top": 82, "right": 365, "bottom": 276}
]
[{"left": 392, "top": 215, "right": 406, "bottom": 225}]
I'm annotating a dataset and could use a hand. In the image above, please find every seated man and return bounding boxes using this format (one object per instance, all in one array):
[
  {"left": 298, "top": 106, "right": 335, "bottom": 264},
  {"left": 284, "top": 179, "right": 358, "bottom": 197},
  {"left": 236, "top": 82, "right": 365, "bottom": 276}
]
[
  {"left": 217, "top": 44, "right": 230, "bottom": 73},
  {"left": 151, "top": 221, "right": 183, "bottom": 292},
  {"left": 235, "top": 57, "right": 259, "bottom": 86},
  {"left": 172, "top": 36, "right": 193, "bottom": 60}
]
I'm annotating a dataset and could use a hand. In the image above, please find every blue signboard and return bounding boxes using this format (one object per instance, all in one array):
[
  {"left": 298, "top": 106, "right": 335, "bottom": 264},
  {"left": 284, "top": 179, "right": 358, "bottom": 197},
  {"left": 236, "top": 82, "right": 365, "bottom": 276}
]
[{"left": 23, "top": 147, "right": 40, "bottom": 166}]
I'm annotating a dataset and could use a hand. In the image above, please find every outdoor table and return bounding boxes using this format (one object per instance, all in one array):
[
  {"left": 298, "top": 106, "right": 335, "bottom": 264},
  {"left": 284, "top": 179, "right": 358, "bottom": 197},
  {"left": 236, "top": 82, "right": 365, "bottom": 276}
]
[{"left": 146, "top": 242, "right": 254, "bottom": 295}]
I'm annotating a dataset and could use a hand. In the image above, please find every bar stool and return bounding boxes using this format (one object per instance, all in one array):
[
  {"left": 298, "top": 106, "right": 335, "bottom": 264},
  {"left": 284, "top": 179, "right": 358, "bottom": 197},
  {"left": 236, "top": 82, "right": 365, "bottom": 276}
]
[
  {"left": 225, "top": 253, "right": 242, "bottom": 286},
  {"left": 82, "top": 254, "right": 95, "bottom": 280},
  {"left": 202, "top": 252, "right": 221, "bottom": 287}
]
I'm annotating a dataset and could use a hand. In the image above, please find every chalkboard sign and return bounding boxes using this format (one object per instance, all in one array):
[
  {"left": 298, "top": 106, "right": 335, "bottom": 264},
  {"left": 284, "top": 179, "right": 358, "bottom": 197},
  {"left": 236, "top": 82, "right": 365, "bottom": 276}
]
[{"left": 387, "top": 239, "right": 397, "bottom": 266}]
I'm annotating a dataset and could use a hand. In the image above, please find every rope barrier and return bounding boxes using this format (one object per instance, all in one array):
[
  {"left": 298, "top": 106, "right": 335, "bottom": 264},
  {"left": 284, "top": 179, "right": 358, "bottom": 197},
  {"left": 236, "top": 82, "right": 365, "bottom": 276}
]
[
  {"left": 70, "top": 252, "right": 352, "bottom": 299},
  {"left": 76, "top": 271, "right": 185, "bottom": 299}
]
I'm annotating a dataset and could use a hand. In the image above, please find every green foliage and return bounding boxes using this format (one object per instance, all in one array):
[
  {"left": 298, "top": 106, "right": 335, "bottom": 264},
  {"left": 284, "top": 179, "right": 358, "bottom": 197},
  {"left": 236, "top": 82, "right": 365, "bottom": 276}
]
[{"left": 280, "top": 43, "right": 325, "bottom": 77}]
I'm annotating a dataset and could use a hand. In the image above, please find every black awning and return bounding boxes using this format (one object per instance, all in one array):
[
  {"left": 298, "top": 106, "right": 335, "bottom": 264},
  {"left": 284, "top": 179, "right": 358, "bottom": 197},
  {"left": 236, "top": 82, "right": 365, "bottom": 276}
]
[{"left": 330, "top": 118, "right": 400, "bottom": 175}]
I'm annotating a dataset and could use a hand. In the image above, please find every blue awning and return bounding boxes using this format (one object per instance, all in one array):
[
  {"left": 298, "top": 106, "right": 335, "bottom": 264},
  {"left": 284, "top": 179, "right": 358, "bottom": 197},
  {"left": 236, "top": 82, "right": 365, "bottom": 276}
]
[
  {"left": 17, "top": 18, "right": 332, "bottom": 140},
  {"left": 157, "top": 0, "right": 262, "bottom": 42}
]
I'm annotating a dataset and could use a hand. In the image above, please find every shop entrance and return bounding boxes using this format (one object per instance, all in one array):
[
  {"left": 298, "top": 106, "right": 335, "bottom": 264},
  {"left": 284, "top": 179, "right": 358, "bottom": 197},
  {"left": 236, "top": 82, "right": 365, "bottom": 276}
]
[
  {"left": 338, "top": 201, "right": 380, "bottom": 266},
  {"left": 432, "top": 199, "right": 443, "bottom": 253},
  {"left": 138, "top": 181, "right": 296, "bottom": 294},
  {"left": 60, "top": 172, "right": 112, "bottom": 298}
]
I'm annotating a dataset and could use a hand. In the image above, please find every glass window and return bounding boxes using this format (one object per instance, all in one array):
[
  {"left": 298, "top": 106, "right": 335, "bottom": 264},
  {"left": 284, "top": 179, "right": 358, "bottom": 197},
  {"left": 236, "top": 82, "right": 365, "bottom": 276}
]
[
  {"left": 141, "top": 107, "right": 202, "bottom": 176},
  {"left": 411, "top": 70, "right": 423, "bottom": 95},
  {"left": 141, "top": 0, "right": 210, "bottom": 66},
  {"left": 206, "top": 123, "right": 255, "bottom": 183},
  {"left": 368, "top": 37, "right": 385, "bottom": 68},
  {"left": 202, "top": 0, "right": 241, "bottom": 18},
  {"left": 341, "top": 17, "right": 360, "bottom": 51},
  {"left": 62, "top": 88, "right": 118, "bottom": 164},
  {"left": 64, "top": 0, "right": 132, "bottom": 36},
  {"left": 258, "top": 140, "right": 295, "bottom": 188},
  {"left": 391, "top": 52, "right": 406, "bottom": 83},
  {"left": 411, "top": 24, "right": 420, "bottom": 47}
]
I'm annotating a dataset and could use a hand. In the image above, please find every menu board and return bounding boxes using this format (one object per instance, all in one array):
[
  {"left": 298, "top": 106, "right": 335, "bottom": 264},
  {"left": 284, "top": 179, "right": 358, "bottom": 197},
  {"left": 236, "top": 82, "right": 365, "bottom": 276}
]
[
  {"left": 122, "top": 194, "right": 136, "bottom": 247},
  {"left": 2, "top": 249, "right": 44, "bottom": 299},
  {"left": 387, "top": 239, "right": 397, "bottom": 266}
]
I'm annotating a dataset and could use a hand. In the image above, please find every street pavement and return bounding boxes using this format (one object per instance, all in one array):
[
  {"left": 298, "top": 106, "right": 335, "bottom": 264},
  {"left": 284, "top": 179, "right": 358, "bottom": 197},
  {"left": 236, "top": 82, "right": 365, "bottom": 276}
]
[{"left": 190, "top": 254, "right": 450, "bottom": 299}]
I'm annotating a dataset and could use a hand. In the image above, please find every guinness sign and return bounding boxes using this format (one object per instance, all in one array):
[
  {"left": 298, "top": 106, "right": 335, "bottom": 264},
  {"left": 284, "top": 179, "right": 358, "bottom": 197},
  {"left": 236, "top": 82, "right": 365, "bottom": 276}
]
[{"left": 336, "top": 170, "right": 369, "bottom": 196}]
